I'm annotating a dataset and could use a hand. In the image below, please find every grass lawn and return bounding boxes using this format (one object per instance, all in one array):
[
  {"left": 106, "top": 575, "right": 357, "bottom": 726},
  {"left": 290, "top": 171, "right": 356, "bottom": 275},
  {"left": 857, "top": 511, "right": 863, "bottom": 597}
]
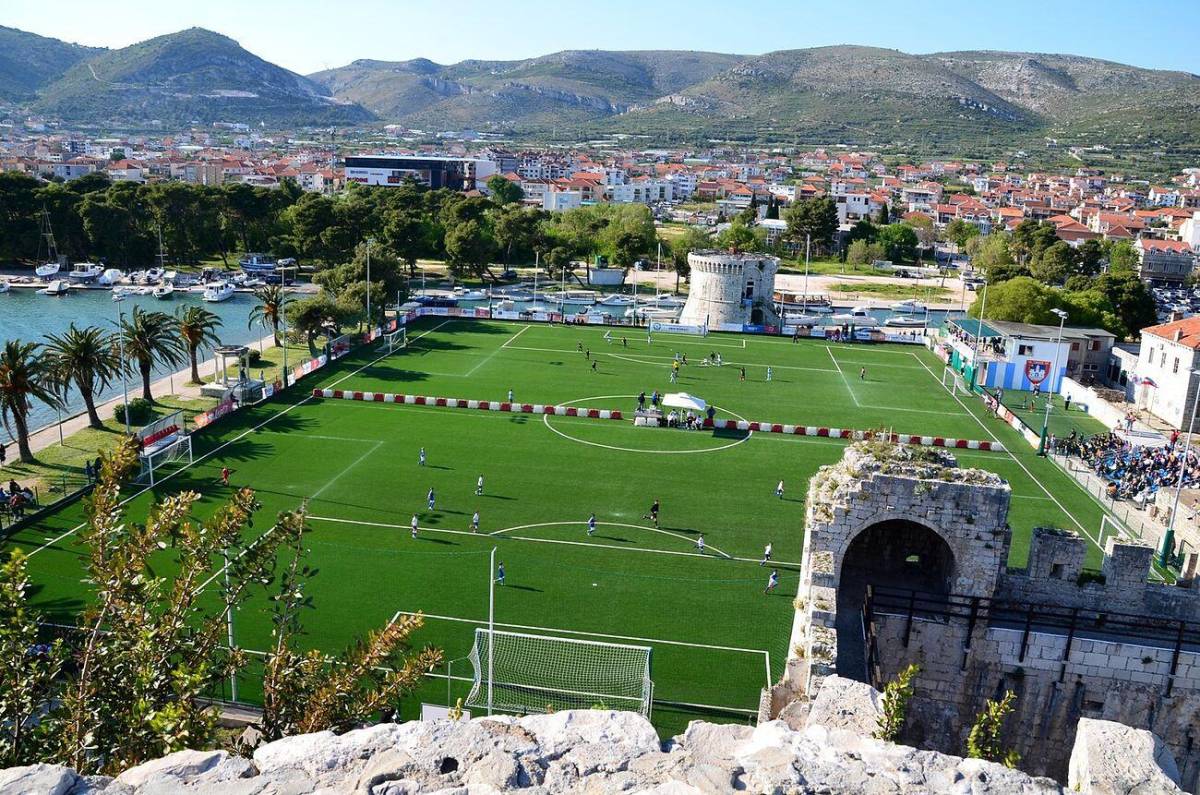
[
  {"left": 829, "top": 282, "right": 952, "bottom": 301},
  {"left": 777, "top": 257, "right": 888, "bottom": 277},
  {"left": 6, "top": 318, "right": 1154, "bottom": 736},
  {"left": 990, "top": 388, "right": 1111, "bottom": 440}
]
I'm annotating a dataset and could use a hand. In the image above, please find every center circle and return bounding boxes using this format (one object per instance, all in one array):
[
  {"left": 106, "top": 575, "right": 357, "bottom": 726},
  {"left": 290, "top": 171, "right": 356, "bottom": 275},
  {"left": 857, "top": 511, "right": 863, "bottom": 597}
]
[{"left": 543, "top": 394, "right": 753, "bottom": 454}]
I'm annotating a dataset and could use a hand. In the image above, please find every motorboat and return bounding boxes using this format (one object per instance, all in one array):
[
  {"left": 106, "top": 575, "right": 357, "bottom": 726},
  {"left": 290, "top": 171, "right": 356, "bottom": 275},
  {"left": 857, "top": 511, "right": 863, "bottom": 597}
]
[
  {"left": 891, "top": 299, "right": 928, "bottom": 314},
  {"left": 38, "top": 279, "right": 69, "bottom": 296},
  {"left": 97, "top": 268, "right": 124, "bottom": 286},
  {"left": 884, "top": 316, "right": 927, "bottom": 328},
  {"left": 492, "top": 299, "right": 518, "bottom": 313},
  {"left": 152, "top": 283, "right": 175, "bottom": 300},
  {"left": 830, "top": 306, "right": 880, "bottom": 327},
  {"left": 599, "top": 294, "right": 637, "bottom": 307},
  {"left": 201, "top": 281, "right": 235, "bottom": 302},
  {"left": 784, "top": 313, "right": 823, "bottom": 326},
  {"left": 452, "top": 287, "right": 488, "bottom": 301},
  {"left": 239, "top": 253, "right": 278, "bottom": 277},
  {"left": 0, "top": 279, "right": 9, "bottom": 294},
  {"left": 67, "top": 262, "right": 104, "bottom": 283},
  {"left": 625, "top": 305, "right": 681, "bottom": 322},
  {"left": 35, "top": 263, "right": 60, "bottom": 278},
  {"left": 648, "top": 294, "right": 685, "bottom": 309},
  {"left": 559, "top": 290, "right": 598, "bottom": 306},
  {"left": 112, "top": 285, "right": 133, "bottom": 299},
  {"left": 145, "top": 267, "right": 164, "bottom": 283}
]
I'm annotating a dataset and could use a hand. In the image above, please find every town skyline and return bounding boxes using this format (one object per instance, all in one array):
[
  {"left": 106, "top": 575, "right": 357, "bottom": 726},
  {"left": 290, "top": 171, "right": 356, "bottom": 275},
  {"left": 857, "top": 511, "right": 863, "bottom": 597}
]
[{"left": 5, "top": 0, "right": 1199, "bottom": 77}]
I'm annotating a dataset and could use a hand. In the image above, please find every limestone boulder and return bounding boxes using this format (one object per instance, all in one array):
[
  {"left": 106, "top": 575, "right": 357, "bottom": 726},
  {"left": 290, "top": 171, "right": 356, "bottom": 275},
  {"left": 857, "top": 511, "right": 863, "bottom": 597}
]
[
  {"left": 0, "top": 764, "right": 81, "bottom": 795},
  {"left": 803, "top": 674, "right": 884, "bottom": 736},
  {"left": 1068, "top": 718, "right": 1183, "bottom": 795}
]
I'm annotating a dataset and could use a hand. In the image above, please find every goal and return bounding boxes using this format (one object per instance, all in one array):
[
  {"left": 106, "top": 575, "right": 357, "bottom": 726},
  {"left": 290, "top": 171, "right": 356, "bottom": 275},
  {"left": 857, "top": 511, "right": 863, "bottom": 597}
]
[
  {"left": 377, "top": 327, "right": 407, "bottom": 354},
  {"left": 940, "top": 367, "right": 970, "bottom": 397},
  {"left": 465, "top": 628, "right": 653, "bottom": 718},
  {"left": 328, "top": 333, "right": 353, "bottom": 360},
  {"left": 137, "top": 411, "right": 193, "bottom": 485}
]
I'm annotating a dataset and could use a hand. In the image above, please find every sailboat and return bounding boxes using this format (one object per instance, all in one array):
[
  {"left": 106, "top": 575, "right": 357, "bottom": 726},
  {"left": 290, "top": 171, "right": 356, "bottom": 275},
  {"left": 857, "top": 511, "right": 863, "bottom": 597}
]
[{"left": 35, "top": 208, "right": 61, "bottom": 278}]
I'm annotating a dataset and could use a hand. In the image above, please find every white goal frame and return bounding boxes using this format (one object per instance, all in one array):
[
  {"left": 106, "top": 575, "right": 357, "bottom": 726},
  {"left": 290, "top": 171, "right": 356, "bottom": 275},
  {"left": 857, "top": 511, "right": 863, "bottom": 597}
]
[
  {"left": 139, "top": 433, "right": 193, "bottom": 486},
  {"left": 465, "top": 628, "right": 653, "bottom": 718},
  {"left": 941, "top": 367, "right": 970, "bottom": 396},
  {"left": 377, "top": 327, "right": 407, "bottom": 354}
]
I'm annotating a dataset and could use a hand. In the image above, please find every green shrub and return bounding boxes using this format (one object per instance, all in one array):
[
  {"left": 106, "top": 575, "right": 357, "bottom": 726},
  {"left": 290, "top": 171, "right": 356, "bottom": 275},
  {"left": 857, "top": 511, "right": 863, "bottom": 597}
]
[
  {"left": 114, "top": 397, "right": 153, "bottom": 426},
  {"left": 247, "top": 349, "right": 262, "bottom": 366},
  {"left": 874, "top": 663, "right": 919, "bottom": 742}
]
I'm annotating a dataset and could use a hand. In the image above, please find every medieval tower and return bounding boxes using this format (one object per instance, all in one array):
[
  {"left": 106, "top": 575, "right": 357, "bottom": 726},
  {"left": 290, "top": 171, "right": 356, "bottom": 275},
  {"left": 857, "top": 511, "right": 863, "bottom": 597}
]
[{"left": 679, "top": 251, "right": 780, "bottom": 328}]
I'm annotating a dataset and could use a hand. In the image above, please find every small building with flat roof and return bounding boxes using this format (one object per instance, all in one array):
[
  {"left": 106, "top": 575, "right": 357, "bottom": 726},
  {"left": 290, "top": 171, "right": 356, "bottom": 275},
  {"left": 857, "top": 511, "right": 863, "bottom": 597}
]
[{"left": 945, "top": 318, "right": 1115, "bottom": 392}]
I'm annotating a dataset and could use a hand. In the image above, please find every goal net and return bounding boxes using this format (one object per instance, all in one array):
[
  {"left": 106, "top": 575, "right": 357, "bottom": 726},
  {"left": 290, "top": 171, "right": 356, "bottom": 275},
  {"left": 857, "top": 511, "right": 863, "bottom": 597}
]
[
  {"left": 465, "top": 628, "right": 653, "bottom": 718},
  {"left": 137, "top": 411, "right": 193, "bottom": 485},
  {"left": 940, "top": 367, "right": 970, "bottom": 396},
  {"left": 377, "top": 327, "right": 407, "bottom": 354},
  {"left": 328, "top": 333, "right": 353, "bottom": 360}
]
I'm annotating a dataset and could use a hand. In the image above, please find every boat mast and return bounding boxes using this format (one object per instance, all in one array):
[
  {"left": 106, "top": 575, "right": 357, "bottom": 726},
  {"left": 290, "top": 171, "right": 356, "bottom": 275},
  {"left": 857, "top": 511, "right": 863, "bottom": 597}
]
[{"left": 802, "top": 234, "right": 811, "bottom": 312}]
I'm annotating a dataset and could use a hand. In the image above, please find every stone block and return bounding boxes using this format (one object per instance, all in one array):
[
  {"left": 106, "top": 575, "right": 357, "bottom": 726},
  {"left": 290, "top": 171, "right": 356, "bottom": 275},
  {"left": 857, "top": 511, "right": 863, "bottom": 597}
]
[
  {"left": 804, "top": 675, "right": 884, "bottom": 736},
  {"left": 1068, "top": 718, "right": 1182, "bottom": 794}
]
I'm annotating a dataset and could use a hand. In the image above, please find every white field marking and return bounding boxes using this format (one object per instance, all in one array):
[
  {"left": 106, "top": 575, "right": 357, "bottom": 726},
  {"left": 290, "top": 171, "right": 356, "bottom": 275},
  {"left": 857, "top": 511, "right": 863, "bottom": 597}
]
[
  {"left": 310, "top": 441, "right": 383, "bottom": 500},
  {"left": 543, "top": 394, "right": 753, "bottom": 455},
  {"left": 194, "top": 521, "right": 283, "bottom": 594},
  {"left": 826, "top": 346, "right": 860, "bottom": 407},
  {"left": 257, "top": 432, "right": 380, "bottom": 444},
  {"left": 488, "top": 520, "right": 734, "bottom": 560},
  {"left": 388, "top": 608, "right": 773, "bottom": 657},
  {"left": 604, "top": 350, "right": 838, "bottom": 375},
  {"left": 908, "top": 353, "right": 1166, "bottom": 581},
  {"left": 858, "top": 404, "right": 954, "bottom": 415},
  {"left": 1011, "top": 495, "right": 1055, "bottom": 502},
  {"left": 309, "top": 515, "right": 799, "bottom": 567},
  {"left": 27, "top": 320, "right": 455, "bottom": 558},
  {"left": 499, "top": 324, "right": 533, "bottom": 349}
]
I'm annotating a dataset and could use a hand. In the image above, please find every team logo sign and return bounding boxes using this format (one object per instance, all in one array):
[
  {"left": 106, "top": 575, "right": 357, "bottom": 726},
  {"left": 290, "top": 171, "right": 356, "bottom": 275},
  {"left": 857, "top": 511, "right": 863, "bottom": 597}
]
[{"left": 1025, "top": 359, "right": 1051, "bottom": 385}]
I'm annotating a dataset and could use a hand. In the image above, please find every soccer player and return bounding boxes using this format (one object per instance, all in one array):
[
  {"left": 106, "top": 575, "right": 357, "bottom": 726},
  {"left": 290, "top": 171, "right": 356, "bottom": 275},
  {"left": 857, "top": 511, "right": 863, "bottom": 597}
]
[
  {"left": 775, "top": 480, "right": 785, "bottom": 499},
  {"left": 476, "top": 475, "right": 484, "bottom": 496},
  {"left": 604, "top": 330, "right": 612, "bottom": 344},
  {"left": 587, "top": 512, "right": 597, "bottom": 536},
  {"left": 681, "top": 353, "right": 688, "bottom": 366},
  {"left": 471, "top": 511, "right": 480, "bottom": 533},
  {"left": 860, "top": 367, "right": 867, "bottom": 380},
  {"left": 622, "top": 336, "right": 628, "bottom": 348},
  {"left": 410, "top": 514, "right": 419, "bottom": 539},
  {"left": 220, "top": 466, "right": 230, "bottom": 486},
  {"left": 646, "top": 329, "right": 653, "bottom": 345},
  {"left": 715, "top": 353, "right": 722, "bottom": 366},
  {"left": 427, "top": 487, "right": 436, "bottom": 511},
  {"left": 761, "top": 542, "right": 773, "bottom": 566},
  {"left": 669, "top": 369, "right": 677, "bottom": 384},
  {"left": 739, "top": 366, "right": 746, "bottom": 382},
  {"left": 585, "top": 348, "right": 591, "bottom": 360},
  {"left": 507, "top": 388, "right": 514, "bottom": 403},
  {"left": 496, "top": 561, "right": 505, "bottom": 585},
  {"left": 591, "top": 360, "right": 598, "bottom": 373},
  {"left": 766, "top": 366, "right": 773, "bottom": 382},
  {"left": 419, "top": 447, "right": 426, "bottom": 467},
  {"left": 644, "top": 498, "right": 660, "bottom": 528},
  {"left": 577, "top": 341, "right": 583, "bottom": 352},
  {"left": 765, "top": 569, "right": 779, "bottom": 594},
  {"left": 696, "top": 534, "right": 705, "bottom": 554}
]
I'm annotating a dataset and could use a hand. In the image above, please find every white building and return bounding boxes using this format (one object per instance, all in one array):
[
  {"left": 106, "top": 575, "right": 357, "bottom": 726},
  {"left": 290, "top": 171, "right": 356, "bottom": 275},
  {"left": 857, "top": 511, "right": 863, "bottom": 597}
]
[
  {"left": 1135, "top": 318, "right": 1200, "bottom": 430},
  {"left": 543, "top": 189, "right": 582, "bottom": 212},
  {"left": 1179, "top": 211, "right": 1200, "bottom": 252}
]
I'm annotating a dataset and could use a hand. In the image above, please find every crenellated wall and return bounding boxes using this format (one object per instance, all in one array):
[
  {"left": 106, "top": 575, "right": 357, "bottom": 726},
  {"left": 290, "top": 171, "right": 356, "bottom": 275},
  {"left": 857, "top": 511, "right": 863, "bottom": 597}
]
[{"left": 679, "top": 250, "right": 780, "bottom": 327}]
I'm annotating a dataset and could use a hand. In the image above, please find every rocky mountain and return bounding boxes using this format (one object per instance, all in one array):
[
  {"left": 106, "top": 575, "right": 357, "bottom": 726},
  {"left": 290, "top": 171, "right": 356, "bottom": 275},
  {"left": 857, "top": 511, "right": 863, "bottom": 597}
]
[
  {"left": 27, "top": 28, "right": 372, "bottom": 126},
  {"left": 0, "top": 26, "right": 100, "bottom": 101}
]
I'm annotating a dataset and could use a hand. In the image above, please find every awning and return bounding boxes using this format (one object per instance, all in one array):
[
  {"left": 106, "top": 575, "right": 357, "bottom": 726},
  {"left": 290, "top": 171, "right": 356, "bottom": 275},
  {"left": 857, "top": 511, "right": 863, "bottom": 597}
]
[
  {"left": 1114, "top": 428, "right": 1170, "bottom": 449},
  {"left": 662, "top": 392, "right": 707, "bottom": 412}
]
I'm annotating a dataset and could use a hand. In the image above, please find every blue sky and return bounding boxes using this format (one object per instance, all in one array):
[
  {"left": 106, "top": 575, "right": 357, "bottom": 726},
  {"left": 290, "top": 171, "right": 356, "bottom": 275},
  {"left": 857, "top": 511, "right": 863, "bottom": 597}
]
[{"left": 6, "top": 0, "right": 1199, "bottom": 76}]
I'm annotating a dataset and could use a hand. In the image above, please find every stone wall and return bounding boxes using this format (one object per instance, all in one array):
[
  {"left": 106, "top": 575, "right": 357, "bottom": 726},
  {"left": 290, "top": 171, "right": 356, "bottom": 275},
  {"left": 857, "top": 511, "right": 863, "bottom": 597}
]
[
  {"left": 7, "top": 690, "right": 1183, "bottom": 794},
  {"left": 679, "top": 250, "right": 779, "bottom": 327}
]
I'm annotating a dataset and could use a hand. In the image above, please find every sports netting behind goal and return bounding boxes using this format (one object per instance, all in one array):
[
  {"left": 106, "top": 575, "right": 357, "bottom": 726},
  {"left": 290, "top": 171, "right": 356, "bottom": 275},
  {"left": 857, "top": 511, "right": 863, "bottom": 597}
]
[
  {"left": 377, "top": 327, "right": 407, "bottom": 354},
  {"left": 466, "top": 628, "right": 653, "bottom": 718}
]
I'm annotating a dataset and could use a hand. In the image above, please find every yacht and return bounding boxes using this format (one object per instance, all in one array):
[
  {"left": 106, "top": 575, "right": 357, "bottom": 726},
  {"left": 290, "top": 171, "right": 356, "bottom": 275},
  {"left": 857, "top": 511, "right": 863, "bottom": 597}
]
[
  {"left": 559, "top": 290, "right": 598, "bottom": 306},
  {"left": 239, "top": 253, "right": 278, "bottom": 277},
  {"left": 97, "top": 268, "right": 124, "bottom": 286},
  {"left": 883, "top": 316, "right": 927, "bottom": 328},
  {"left": 452, "top": 287, "right": 488, "bottom": 301},
  {"left": 38, "top": 279, "right": 70, "bottom": 296},
  {"left": 67, "top": 262, "right": 104, "bottom": 283},
  {"left": 201, "top": 281, "right": 235, "bottom": 302},
  {"left": 145, "top": 267, "right": 165, "bottom": 283},
  {"left": 599, "top": 294, "right": 637, "bottom": 307},
  {"left": 492, "top": 299, "right": 518, "bottom": 313},
  {"left": 35, "top": 263, "right": 60, "bottom": 278},
  {"left": 499, "top": 289, "right": 535, "bottom": 302},
  {"left": 891, "top": 299, "right": 928, "bottom": 315},
  {"left": 784, "top": 312, "right": 823, "bottom": 326},
  {"left": 648, "top": 294, "right": 685, "bottom": 309},
  {"left": 152, "top": 283, "right": 175, "bottom": 300},
  {"left": 830, "top": 306, "right": 880, "bottom": 327},
  {"left": 625, "top": 305, "right": 681, "bottom": 322},
  {"left": 0, "top": 279, "right": 10, "bottom": 294}
]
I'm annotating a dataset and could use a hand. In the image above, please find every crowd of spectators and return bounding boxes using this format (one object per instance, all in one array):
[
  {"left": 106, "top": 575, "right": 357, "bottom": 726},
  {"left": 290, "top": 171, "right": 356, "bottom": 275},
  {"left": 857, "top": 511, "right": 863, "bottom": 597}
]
[{"left": 1057, "top": 431, "right": 1200, "bottom": 503}]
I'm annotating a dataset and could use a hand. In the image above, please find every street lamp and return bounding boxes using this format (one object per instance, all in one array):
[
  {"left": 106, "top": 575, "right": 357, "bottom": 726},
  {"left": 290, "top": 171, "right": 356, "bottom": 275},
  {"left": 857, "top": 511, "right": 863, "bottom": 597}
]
[
  {"left": 1161, "top": 369, "right": 1200, "bottom": 568},
  {"left": 969, "top": 277, "right": 988, "bottom": 389},
  {"left": 1037, "top": 308, "right": 1068, "bottom": 456},
  {"left": 365, "top": 237, "right": 375, "bottom": 335},
  {"left": 114, "top": 293, "right": 130, "bottom": 435}
]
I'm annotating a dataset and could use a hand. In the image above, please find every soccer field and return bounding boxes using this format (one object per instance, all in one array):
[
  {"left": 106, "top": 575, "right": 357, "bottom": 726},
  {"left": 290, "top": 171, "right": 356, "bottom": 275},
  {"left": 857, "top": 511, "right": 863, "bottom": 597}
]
[{"left": 6, "top": 317, "right": 1151, "bottom": 736}]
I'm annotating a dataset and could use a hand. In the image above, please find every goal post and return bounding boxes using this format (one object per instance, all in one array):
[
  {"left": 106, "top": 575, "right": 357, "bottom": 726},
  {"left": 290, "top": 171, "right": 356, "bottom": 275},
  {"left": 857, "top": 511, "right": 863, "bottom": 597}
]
[
  {"left": 465, "top": 628, "right": 653, "bottom": 718},
  {"left": 377, "top": 327, "right": 407, "bottom": 354},
  {"left": 941, "top": 366, "right": 970, "bottom": 397},
  {"left": 136, "top": 410, "right": 193, "bottom": 485}
]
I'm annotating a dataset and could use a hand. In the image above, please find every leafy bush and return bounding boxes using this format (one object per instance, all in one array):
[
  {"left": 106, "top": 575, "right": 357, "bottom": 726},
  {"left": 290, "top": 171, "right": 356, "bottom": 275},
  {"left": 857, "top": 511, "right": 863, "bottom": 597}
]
[
  {"left": 874, "top": 663, "right": 920, "bottom": 742},
  {"left": 247, "top": 349, "right": 262, "bottom": 366},
  {"left": 114, "top": 397, "right": 153, "bottom": 426}
]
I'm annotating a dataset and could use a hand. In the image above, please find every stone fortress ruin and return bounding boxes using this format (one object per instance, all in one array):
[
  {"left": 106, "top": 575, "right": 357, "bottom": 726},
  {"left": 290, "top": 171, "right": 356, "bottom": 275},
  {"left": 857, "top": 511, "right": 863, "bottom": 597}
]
[
  {"left": 678, "top": 250, "right": 780, "bottom": 328},
  {"left": 765, "top": 440, "right": 1200, "bottom": 790}
]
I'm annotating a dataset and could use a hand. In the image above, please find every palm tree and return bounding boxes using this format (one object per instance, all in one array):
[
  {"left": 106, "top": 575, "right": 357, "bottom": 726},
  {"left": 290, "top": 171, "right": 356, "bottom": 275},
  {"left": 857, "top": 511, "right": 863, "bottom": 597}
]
[
  {"left": 0, "top": 340, "right": 60, "bottom": 462},
  {"left": 249, "top": 284, "right": 285, "bottom": 346},
  {"left": 176, "top": 306, "right": 223, "bottom": 385},
  {"left": 42, "top": 324, "right": 124, "bottom": 430},
  {"left": 121, "top": 307, "right": 185, "bottom": 402}
]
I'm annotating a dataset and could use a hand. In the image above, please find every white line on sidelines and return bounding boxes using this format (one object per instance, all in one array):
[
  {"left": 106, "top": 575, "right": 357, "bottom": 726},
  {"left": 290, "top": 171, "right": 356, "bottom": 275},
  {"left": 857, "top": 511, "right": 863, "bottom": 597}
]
[
  {"left": 499, "top": 324, "right": 532, "bottom": 350},
  {"left": 307, "top": 515, "right": 799, "bottom": 567},
  {"left": 311, "top": 441, "right": 382, "bottom": 500},
  {"left": 826, "top": 346, "right": 860, "bottom": 407},
  {"left": 26, "top": 321, "right": 454, "bottom": 558},
  {"left": 489, "top": 520, "right": 733, "bottom": 560},
  {"left": 194, "top": 521, "right": 283, "bottom": 594}
]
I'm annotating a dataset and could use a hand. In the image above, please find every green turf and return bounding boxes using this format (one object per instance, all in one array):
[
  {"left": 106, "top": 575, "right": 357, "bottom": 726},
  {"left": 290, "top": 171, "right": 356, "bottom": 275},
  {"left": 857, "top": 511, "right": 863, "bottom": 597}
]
[
  {"left": 5, "top": 317, "right": 1155, "bottom": 737},
  {"left": 992, "top": 388, "right": 1111, "bottom": 440}
]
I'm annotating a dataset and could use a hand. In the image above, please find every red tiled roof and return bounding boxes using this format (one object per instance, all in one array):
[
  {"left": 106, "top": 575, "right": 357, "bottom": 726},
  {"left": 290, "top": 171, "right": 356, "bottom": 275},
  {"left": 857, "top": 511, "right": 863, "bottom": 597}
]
[{"left": 1143, "top": 317, "right": 1200, "bottom": 348}]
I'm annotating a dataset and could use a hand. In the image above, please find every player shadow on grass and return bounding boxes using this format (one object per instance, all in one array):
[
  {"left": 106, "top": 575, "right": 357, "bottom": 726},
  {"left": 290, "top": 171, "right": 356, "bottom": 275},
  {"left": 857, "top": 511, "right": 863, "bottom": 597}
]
[
  {"left": 711, "top": 429, "right": 751, "bottom": 441},
  {"left": 24, "top": 583, "right": 86, "bottom": 617},
  {"left": 417, "top": 536, "right": 457, "bottom": 546},
  {"left": 354, "top": 366, "right": 431, "bottom": 384},
  {"left": 199, "top": 438, "right": 274, "bottom": 464},
  {"left": 254, "top": 411, "right": 316, "bottom": 435},
  {"left": 503, "top": 583, "right": 543, "bottom": 593},
  {"left": 482, "top": 494, "right": 515, "bottom": 501},
  {"left": 592, "top": 534, "right": 633, "bottom": 543}
]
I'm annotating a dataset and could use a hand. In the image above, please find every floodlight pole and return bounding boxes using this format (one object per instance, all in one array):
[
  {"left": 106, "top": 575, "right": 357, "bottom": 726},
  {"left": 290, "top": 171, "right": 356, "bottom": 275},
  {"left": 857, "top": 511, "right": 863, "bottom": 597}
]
[
  {"left": 1161, "top": 373, "right": 1200, "bottom": 568},
  {"left": 488, "top": 546, "right": 496, "bottom": 716},
  {"left": 365, "top": 237, "right": 374, "bottom": 337},
  {"left": 1038, "top": 309, "right": 1067, "bottom": 456},
  {"left": 970, "top": 278, "right": 988, "bottom": 390},
  {"left": 114, "top": 295, "right": 130, "bottom": 435},
  {"left": 224, "top": 549, "right": 238, "bottom": 702}
]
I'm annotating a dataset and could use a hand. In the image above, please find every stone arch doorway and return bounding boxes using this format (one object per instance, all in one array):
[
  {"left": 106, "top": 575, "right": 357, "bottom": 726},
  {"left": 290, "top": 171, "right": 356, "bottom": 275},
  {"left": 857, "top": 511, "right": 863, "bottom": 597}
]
[
  {"left": 750, "top": 307, "right": 764, "bottom": 324},
  {"left": 835, "top": 518, "right": 956, "bottom": 680}
]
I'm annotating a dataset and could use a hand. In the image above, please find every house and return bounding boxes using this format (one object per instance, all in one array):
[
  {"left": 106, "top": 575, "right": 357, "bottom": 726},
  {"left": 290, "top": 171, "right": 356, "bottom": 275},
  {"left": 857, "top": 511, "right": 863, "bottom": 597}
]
[
  {"left": 1134, "top": 318, "right": 1200, "bottom": 429},
  {"left": 947, "top": 318, "right": 1114, "bottom": 393},
  {"left": 1136, "top": 238, "right": 1197, "bottom": 285}
]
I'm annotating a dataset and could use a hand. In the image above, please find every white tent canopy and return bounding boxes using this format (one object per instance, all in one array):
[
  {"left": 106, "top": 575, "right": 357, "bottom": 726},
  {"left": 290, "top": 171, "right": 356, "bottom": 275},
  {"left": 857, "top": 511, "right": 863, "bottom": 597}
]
[{"left": 662, "top": 392, "right": 707, "bottom": 412}]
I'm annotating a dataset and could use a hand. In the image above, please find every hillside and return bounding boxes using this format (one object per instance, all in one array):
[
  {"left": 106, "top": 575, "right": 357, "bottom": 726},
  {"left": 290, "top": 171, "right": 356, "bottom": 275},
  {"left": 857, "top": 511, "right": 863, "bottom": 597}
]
[
  {"left": 0, "top": 26, "right": 100, "bottom": 101},
  {"left": 309, "top": 50, "right": 742, "bottom": 128},
  {"left": 32, "top": 28, "right": 372, "bottom": 126}
]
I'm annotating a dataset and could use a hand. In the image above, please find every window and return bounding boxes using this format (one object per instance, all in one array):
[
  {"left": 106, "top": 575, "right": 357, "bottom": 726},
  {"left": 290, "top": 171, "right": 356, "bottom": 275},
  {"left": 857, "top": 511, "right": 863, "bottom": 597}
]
[
  {"left": 1072, "top": 342, "right": 1080, "bottom": 351},
  {"left": 1018, "top": 344, "right": 1033, "bottom": 356},
  {"left": 1090, "top": 340, "right": 1101, "bottom": 351},
  {"left": 1175, "top": 358, "right": 1180, "bottom": 374}
]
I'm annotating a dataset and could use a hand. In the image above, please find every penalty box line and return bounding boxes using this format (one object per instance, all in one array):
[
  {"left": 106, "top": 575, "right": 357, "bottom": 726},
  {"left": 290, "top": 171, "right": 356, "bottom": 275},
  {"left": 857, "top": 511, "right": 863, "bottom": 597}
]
[
  {"left": 389, "top": 609, "right": 773, "bottom": 690},
  {"left": 307, "top": 515, "right": 801, "bottom": 568},
  {"left": 26, "top": 320, "right": 455, "bottom": 559}
]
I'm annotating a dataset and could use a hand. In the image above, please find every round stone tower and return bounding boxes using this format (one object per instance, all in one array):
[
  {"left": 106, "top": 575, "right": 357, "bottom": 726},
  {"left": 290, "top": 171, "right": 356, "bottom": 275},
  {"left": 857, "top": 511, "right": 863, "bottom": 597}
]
[{"left": 679, "top": 250, "right": 780, "bottom": 328}]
